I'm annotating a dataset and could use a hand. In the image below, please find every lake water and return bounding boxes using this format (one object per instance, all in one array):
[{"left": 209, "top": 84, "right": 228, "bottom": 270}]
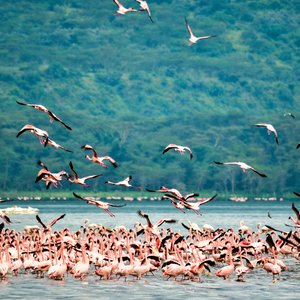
[{"left": 1, "top": 198, "right": 299, "bottom": 299}]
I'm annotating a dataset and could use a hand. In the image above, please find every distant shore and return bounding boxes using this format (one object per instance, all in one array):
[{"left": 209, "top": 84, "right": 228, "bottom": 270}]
[{"left": 0, "top": 190, "right": 297, "bottom": 201}]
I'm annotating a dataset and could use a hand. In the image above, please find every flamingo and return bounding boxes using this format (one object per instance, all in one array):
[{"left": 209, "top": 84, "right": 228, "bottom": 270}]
[
  {"left": 105, "top": 176, "right": 141, "bottom": 190},
  {"left": 73, "top": 192, "right": 126, "bottom": 217},
  {"left": 214, "top": 161, "right": 267, "bottom": 177},
  {"left": 185, "top": 17, "right": 217, "bottom": 46},
  {"left": 45, "top": 138, "right": 73, "bottom": 152},
  {"left": 136, "top": 0, "right": 154, "bottom": 23},
  {"left": 215, "top": 245, "right": 235, "bottom": 280},
  {"left": 35, "top": 213, "right": 66, "bottom": 231},
  {"left": 16, "top": 124, "right": 49, "bottom": 145},
  {"left": 72, "top": 244, "right": 90, "bottom": 280},
  {"left": 16, "top": 100, "right": 72, "bottom": 130},
  {"left": 113, "top": 0, "right": 138, "bottom": 15},
  {"left": 68, "top": 161, "right": 102, "bottom": 187},
  {"left": 253, "top": 123, "right": 279, "bottom": 145},
  {"left": 162, "top": 144, "right": 193, "bottom": 159},
  {"left": 137, "top": 210, "right": 177, "bottom": 235},
  {"left": 81, "top": 144, "right": 117, "bottom": 168},
  {"left": 288, "top": 203, "right": 300, "bottom": 226},
  {"left": 146, "top": 186, "right": 183, "bottom": 198},
  {"left": 284, "top": 112, "right": 295, "bottom": 119},
  {"left": 0, "top": 210, "right": 12, "bottom": 224}
]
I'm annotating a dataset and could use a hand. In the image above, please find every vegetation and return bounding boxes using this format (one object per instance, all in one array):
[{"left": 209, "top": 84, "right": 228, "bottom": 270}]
[{"left": 0, "top": 0, "right": 299, "bottom": 197}]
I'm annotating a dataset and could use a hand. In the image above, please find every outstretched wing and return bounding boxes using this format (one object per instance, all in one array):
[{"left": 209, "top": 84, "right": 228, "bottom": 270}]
[
  {"left": 69, "top": 161, "right": 78, "bottom": 179},
  {"left": 36, "top": 215, "right": 47, "bottom": 229},
  {"left": 249, "top": 167, "right": 267, "bottom": 177},
  {"left": 48, "top": 213, "right": 66, "bottom": 227},
  {"left": 137, "top": 210, "right": 152, "bottom": 228},
  {"left": 107, "top": 202, "right": 127, "bottom": 208},
  {"left": 162, "top": 144, "right": 177, "bottom": 155},
  {"left": 48, "top": 110, "right": 72, "bottom": 130},
  {"left": 292, "top": 203, "right": 300, "bottom": 220},
  {"left": 81, "top": 144, "right": 98, "bottom": 157},
  {"left": 81, "top": 174, "right": 102, "bottom": 181},
  {"left": 185, "top": 17, "right": 193, "bottom": 37},
  {"left": 156, "top": 218, "right": 177, "bottom": 227},
  {"left": 73, "top": 192, "right": 87, "bottom": 201}
]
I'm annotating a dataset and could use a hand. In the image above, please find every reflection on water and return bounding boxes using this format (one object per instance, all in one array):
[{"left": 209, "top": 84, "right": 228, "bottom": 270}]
[{"left": 1, "top": 198, "right": 299, "bottom": 299}]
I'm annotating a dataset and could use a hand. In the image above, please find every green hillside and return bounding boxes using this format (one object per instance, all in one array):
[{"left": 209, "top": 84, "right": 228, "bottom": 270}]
[{"left": 1, "top": 0, "right": 300, "bottom": 196}]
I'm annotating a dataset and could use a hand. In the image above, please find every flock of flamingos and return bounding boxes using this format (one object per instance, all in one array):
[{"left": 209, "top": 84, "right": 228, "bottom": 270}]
[{"left": 0, "top": 0, "right": 299, "bottom": 285}]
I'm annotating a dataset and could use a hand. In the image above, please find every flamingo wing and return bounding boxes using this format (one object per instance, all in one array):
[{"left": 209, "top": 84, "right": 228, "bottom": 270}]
[
  {"left": 137, "top": 210, "right": 153, "bottom": 228},
  {"left": 81, "top": 174, "right": 102, "bottom": 181},
  {"left": 107, "top": 202, "right": 127, "bottom": 208},
  {"left": 162, "top": 144, "right": 178, "bottom": 154},
  {"left": 48, "top": 110, "right": 72, "bottom": 130},
  {"left": 249, "top": 167, "right": 267, "bottom": 177},
  {"left": 197, "top": 193, "right": 218, "bottom": 205},
  {"left": 36, "top": 215, "right": 47, "bottom": 229},
  {"left": 48, "top": 213, "right": 66, "bottom": 227},
  {"left": 102, "top": 156, "right": 118, "bottom": 168},
  {"left": 292, "top": 203, "right": 300, "bottom": 220},
  {"left": 156, "top": 218, "right": 177, "bottom": 227},
  {"left": 81, "top": 144, "right": 98, "bottom": 157},
  {"left": 185, "top": 17, "right": 193, "bottom": 37},
  {"left": 69, "top": 161, "right": 79, "bottom": 179}
]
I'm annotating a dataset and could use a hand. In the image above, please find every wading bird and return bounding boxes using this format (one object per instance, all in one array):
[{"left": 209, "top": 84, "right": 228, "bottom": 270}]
[
  {"left": 81, "top": 144, "right": 117, "bottom": 168},
  {"left": 16, "top": 101, "right": 71, "bottom": 130},
  {"left": 214, "top": 161, "right": 267, "bottom": 177},
  {"left": 253, "top": 123, "right": 279, "bottom": 145},
  {"left": 162, "top": 144, "right": 193, "bottom": 159},
  {"left": 36, "top": 213, "right": 66, "bottom": 231},
  {"left": 73, "top": 192, "right": 126, "bottom": 217},
  {"left": 185, "top": 17, "right": 217, "bottom": 46},
  {"left": 68, "top": 161, "right": 102, "bottom": 187}
]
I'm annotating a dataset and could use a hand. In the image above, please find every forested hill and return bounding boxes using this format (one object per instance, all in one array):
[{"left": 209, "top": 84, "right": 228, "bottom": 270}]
[{"left": 1, "top": 0, "right": 299, "bottom": 195}]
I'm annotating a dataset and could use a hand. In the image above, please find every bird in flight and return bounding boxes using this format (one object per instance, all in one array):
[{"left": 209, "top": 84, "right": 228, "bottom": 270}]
[
  {"left": 68, "top": 161, "right": 102, "bottom": 187},
  {"left": 185, "top": 17, "right": 217, "bottom": 46},
  {"left": 36, "top": 214, "right": 66, "bottom": 230},
  {"left": 73, "top": 192, "right": 126, "bottom": 217},
  {"left": 105, "top": 176, "right": 141, "bottom": 190},
  {"left": 284, "top": 112, "right": 295, "bottom": 119},
  {"left": 162, "top": 144, "right": 193, "bottom": 159},
  {"left": 253, "top": 123, "right": 279, "bottom": 145},
  {"left": 16, "top": 124, "right": 49, "bottom": 145},
  {"left": 45, "top": 138, "right": 73, "bottom": 152},
  {"left": 214, "top": 161, "right": 267, "bottom": 177},
  {"left": 113, "top": 0, "right": 138, "bottom": 15},
  {"left": 136, "top": 0, "right": 154, "bottom": 23},
  {"left": 81, "top": 144, "right": 118, "bottom": 168},
  {"left": 16, "top": 101, "right": 71, "bottom": 130}
]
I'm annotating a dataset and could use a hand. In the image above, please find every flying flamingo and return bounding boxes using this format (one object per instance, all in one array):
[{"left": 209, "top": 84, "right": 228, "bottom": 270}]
[
  {"left": 253, "top": 123, "right": 279, "bottom": 145},
  {"left": 163, "top": 144, "right": 193, "bottom": 159},
  {"left": 73, "top": 192, "right": 126, "bottom": 217},
  {"left": 68, "top": 161, "right": 102, "bottom": 187},
  {"left": 35, "top": 213, "right": 66, "bottom": 231},
  {"left": 16, "top": 100, "right": 72, "bottom": 130},
  {"left": 45, "top": 138, "right": 73, "bottom": 152},
  {"left": 16, "top": 124, "right": 49, "bottom": 145},
  {"left": 113, "top": 0, "right": 138, "bottom": 15},
  {"left": 185, "top": 17, "right": 217, "bottom": 46},
  {"left": 81, "top": 144, "right": 118, "bottom": 168},
  {"left": 136, "top": 0, "right": 154, "bottom": 23},
  {"left": 137, "top": 210, "right": 177, "bottom": 235},
  {"left": 105, "top": 176, "right": 141, "bottom": 190},
  {"left": 146, "top": 186, "right": 184, "bottom": 198},
  {"left": 214, "top": 161, "right": 267, "bottom": 177}
]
